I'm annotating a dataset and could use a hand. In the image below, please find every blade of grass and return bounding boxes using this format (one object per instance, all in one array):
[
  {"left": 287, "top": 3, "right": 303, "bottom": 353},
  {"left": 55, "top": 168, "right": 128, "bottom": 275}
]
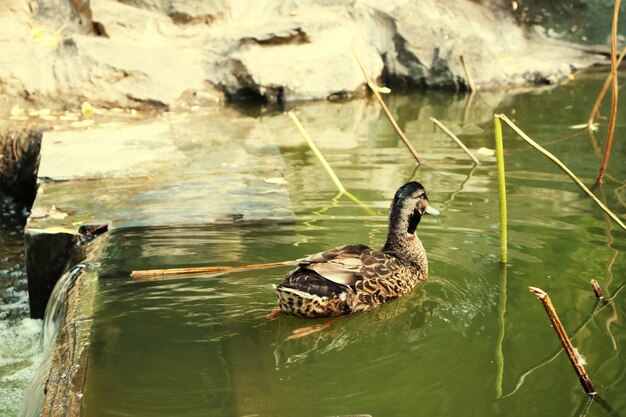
[{"left": 496, "top": 114, "right": 626, "bottom": 232}]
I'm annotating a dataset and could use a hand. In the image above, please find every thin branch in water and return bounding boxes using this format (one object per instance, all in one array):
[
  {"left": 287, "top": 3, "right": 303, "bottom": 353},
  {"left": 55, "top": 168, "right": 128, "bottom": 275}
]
[
  {"left": 496, "top": 114, "right": 626, "bottom": 231},
  {"left": 352, "top": 47, "right": 425, "bottom": 165},
  {"left": 586, "top": 44, "right": 626, "bottom": 128},
  {"left": 595, "top": 0, "right": 621, "bottom": 186},
  {"left": 494, "top": 116, "right": 508, "bottom": 263},
  {"left": 430, "top": 117, "right": 480, "bottom": 165},
  {"left": 459, "top": 53, "right": 477, "bottom": 93},
  {"left": 529, "top": 287, "right": 597, "bottom": 396}
]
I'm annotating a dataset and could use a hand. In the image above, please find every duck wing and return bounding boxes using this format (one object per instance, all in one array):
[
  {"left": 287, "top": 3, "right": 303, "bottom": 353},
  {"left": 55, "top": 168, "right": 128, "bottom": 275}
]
[{"left": 298, "top": 244, "right": 388, "bottom": 287}]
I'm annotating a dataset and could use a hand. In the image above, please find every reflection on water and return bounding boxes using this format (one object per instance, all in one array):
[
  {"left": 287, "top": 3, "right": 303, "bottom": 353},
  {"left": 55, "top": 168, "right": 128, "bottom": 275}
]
[{"left": 81, "top": 73, "right": 626, "bottom": 417}]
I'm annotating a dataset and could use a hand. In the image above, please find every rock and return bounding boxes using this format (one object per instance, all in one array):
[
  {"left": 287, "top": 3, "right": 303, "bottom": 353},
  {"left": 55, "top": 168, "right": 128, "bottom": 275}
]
[
  {"left": 0, "top": 128, "right": 42, "bottom": 205},
  {"left": 0, "top": 0, "right": 611, "bottom": 109},
  {"left": 32, "top": 0, "right": 95, "bottom": 35}
]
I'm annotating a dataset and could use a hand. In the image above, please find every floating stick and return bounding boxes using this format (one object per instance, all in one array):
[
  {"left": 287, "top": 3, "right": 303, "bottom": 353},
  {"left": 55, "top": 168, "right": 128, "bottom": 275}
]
[
  {"left": 131, "top": 261, "right": 294, "bottom": 281},
  {"left": 494, "top": 116, "right": 508, "bottom": 263},
  {"left": 352, "top": 47, "right": 425, "bottom": 165},
  {"left": 459, "top": 53, "right": 477, "bottom": 93},
  {"left": 496, "top": 114, "right": 626, "bottom": 231},
  {"left": 430, "top": 117, "right": 480, "bottom": 165},
  {"left": 595, "top": 0, "right": 621, "bottom": 186},
  {"left": 529, "top": 287, "right": 597, "bottom": 396}
]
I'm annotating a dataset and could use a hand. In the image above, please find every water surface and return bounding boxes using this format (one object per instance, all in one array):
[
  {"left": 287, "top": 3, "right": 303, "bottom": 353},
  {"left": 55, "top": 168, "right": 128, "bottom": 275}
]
[{"left": 77, "top": 73, "right": 626, "bottom": 416}]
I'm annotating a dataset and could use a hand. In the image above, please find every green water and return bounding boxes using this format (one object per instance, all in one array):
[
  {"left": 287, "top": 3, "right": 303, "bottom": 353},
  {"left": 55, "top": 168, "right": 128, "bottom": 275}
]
[{"left": 80, "top": 73, "right": 625, "bottom": 417}]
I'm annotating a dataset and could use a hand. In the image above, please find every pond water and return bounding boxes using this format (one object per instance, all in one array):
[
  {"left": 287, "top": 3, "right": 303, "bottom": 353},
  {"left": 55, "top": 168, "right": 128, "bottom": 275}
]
[
  {"left": 84, "top": 73, "right": 625, "bottom": 416},
  {"left": 4, "top": 71, "right": 626, "bottom": 416}
]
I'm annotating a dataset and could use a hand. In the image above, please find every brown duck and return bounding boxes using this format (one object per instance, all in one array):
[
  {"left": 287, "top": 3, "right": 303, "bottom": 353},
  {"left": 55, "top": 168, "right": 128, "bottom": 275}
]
[{"left": 273, "top": 181, "right": 439, "bottom": 318}]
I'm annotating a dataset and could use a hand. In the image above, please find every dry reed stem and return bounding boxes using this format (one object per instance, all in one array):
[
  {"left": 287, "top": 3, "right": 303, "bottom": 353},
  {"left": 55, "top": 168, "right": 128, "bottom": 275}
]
[
  {"left": 586, "top": 44, "right": 626, "bottom": 128},
  {"left": 288, "top": 111, "right": 346, "bottom": 193},
  {"left": 529, "top": 287, "right": 597, "bottom": 396},
  {"left": 131, "top": 261, "right": 293, "bottom": 280},
  {"left": 596, "top": 0, "right": 621, "bottom": 185},
  {"left": 459, "top": 53, "right": 477, "bottom": 93},
  {"left": 496, "top": 114, "right": 626, "bottom": 231},
  {"left": 430, "top": 117, "right": 480, "bottom": 165},
  {"left": 591, "top": 279, "right": 605, "bottom": 301},
  {"left": 288, "top": 111, "right": 377, "bottom": 216},
  {"left": 352, "top": 47, "right": 425, "bottom": 165}
]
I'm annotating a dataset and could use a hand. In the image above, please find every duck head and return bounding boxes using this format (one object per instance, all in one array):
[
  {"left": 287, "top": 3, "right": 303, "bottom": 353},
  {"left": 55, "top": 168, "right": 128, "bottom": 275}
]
[{"left": 388, "top": 181, "right": 439, "bottom": 237}]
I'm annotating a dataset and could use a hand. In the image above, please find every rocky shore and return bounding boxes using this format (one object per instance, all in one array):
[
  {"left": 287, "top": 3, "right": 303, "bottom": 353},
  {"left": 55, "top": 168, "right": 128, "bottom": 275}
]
[{"left": 0, "top": 0, "right": 611, "bottom": 112}]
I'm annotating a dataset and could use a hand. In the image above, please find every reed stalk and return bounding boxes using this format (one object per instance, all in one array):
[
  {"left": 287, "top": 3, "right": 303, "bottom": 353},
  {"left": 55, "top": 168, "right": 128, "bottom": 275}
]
[
  {"left": 288, "top": 111, "right": 346, "bottom": 193},
  {"left": 288, "top": 111, "right": 377, "bottom": 216},
  {"left": 586, "top": 44, "right": 626, "bottom": 128},
  {"left": 496, "top": 114, "right": 626, "bottom": 232},
  {"left": 494, "top": 116, "right": 508, "bottom": 263},
  {"left": 459, "top": 53, "right": 477, "bottom": 93},
  {"left": 495, "top": 264, "right": 507, "bottom": 398},
  {"left": 431, "top": 117, "right": 480, "bottom": 165},
  {"left": 595, "top": 0, "right": 621, "bottom": 185},
  {"left": 590, "top": 279, "right": 605, "bottom": 301},
  {"left": 131, "top": 261, "right": 294, "bottom": 281},
  {"left": 529, "top": 287, "right": 597, "bottom": 396},
  {"left": 352, "top": 47, "right": 425, "bottom": 165}
]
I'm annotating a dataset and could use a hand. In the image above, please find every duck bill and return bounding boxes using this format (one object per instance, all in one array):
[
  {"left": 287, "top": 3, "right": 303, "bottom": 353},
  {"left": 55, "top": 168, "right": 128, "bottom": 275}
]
[{"left": 425, "top": 205, "right": 440, "bottom": 216}]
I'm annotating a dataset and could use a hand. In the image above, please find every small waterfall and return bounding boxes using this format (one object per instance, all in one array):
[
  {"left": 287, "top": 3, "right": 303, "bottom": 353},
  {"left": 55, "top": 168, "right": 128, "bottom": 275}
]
[{"left": 18, "top": 263, "right": 88, "bottom": 417}]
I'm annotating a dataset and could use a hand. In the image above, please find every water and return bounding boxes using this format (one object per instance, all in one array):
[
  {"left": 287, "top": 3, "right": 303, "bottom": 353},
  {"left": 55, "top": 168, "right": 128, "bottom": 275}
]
[
  {"left": 5, "top": 71, "right": 626, "bottom": 416},
  {"left": 81, "top": 73, "right": 624, "bottom": 416},
  {"left": 0, "top": 196, "right": 43, "bottom": 417}
]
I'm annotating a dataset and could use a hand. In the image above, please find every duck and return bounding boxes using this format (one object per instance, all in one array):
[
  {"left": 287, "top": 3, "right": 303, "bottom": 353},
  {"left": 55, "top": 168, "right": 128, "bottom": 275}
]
[{"left": 273, "top": 181, "right": 439, "bottom": 318}]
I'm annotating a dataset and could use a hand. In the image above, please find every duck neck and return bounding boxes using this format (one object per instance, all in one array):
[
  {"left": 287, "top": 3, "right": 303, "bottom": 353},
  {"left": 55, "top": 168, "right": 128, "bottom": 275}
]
[{"left": 382, "top": 210, "right": 428, "bottom": 274}]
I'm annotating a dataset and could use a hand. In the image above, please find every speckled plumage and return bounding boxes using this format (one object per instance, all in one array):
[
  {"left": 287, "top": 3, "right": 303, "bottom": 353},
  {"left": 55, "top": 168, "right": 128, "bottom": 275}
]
[{"left": 273, "top": 182, "right": 438, "bottom": 317}]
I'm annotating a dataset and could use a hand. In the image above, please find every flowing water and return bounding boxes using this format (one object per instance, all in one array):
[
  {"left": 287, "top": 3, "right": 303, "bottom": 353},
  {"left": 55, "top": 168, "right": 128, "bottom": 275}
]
[
  {"left": 0, "top": 197, "right": 43, "bottom": 417},
  {"left": 4, "top": 72, "right": 626, "bottom": 416}
]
